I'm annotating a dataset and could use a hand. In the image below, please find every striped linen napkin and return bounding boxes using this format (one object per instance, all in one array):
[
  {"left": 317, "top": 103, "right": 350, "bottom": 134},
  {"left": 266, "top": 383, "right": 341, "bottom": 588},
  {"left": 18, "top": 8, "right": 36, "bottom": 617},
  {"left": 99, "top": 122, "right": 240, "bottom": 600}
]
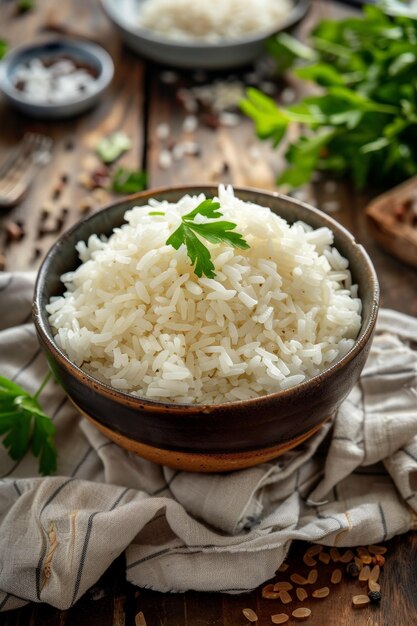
[{"left": 0, "top": 272, "right": 416, "bottom": 611}]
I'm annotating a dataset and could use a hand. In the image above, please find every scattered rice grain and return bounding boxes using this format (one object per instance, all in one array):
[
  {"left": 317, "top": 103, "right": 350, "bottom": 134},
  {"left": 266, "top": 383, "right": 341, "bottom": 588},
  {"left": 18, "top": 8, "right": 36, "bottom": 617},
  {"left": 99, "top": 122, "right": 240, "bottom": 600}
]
[
  {"left": 296, "top": 588, "right": 308, "bottom": 601},
  {"left": 303, "top": 554, "right": 317, "bottom": 567},
  {"left": 306, "top": 545, "right": 323, "bottom": 557},
  {"left": 242, "top": 608, "right": 258, "bottom": 622},
  {"left": 158, "top": 149, "right": 172, "bottom": 169},
  {"left": 358, "top": 565, "right": 370, "bottom": 582},
  {"left": 312, "top": 587, "right": 330, "bottom": 599},
  {"left": 279, "top": 590, "right": 292, "bottom": 604},
  {"left": 307, "top": 569, "right": 318, "bottom": 585},
  {"left": 290, "top": 574, "right": 308, "bottom": 586},
  {"left": 156, "top": 123, "right": 170, "bottom": 140},
  {"left": 340, "top": 550, "right": 354, "bottom": 563},
  {"left": 271, "top": 614, "right": 289, "bottom": 624},
  {"left": 318, "top": 552, "right": 330, "bottom": 565},
  {"left": 368, "top": 580, "right": 381, "bottom": 592},
  {"left": 373, "top": 554, "right": 385, "bottom": 567},
  {"left": 292, "top": 607, "right": 312, "bottom": 620},
  {"left": 369, "top": 565, "right": 380, "bottom": 583},
  {"left": 330, "top": 548, "right": 341, "bottom": 563},
  {"left": 331, "top": 569, "right": 342, "bottom": 584},
  {"left": 273, "top": 582, "right": 293, "bottom": 592},
  {"left": 135, "top": 612, "right": 147, "bottom": 626}
]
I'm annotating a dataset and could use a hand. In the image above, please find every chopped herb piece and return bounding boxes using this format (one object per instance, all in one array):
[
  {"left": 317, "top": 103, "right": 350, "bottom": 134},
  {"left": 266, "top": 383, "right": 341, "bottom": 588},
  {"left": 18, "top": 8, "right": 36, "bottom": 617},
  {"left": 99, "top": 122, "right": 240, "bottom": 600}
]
[
  {"left": 0, "top": 372, "right": 57, "bottom": 475},
  {"left": 166, "top": 198, "right": 249, "bottom": 279},
  {"left": 96, "top": 132, "right": 132, "bottom": 164},
  {"left": 148, "top": 211, "right": 165, "bottom": 216},
  {"left": 0, "top": 40, "right": 7, "bottom": 60},
  {"left": 17, "top": 0, "right": 35, "bottom": 12},
  {"left": 111, "top": 167, "right": 147, "bottom": 194}
]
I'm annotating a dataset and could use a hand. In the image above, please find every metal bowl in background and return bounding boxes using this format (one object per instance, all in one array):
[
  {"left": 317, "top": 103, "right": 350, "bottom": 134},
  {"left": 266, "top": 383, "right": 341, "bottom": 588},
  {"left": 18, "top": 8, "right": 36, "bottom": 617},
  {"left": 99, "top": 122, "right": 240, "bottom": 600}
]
[
  {"left": 33, "top": 186, "right": 379, "bottom": 473},
  {"left": 0, "top": 39, "right": 114, "bottom": 119},
  {"left": 100, "top": 0, "right": 311, "bottom": 69}
]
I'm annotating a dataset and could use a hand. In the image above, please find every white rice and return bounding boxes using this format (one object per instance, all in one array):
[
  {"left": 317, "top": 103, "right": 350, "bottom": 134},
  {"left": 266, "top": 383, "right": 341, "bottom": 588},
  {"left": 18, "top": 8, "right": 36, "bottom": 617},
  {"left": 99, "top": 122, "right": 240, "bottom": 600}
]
[
  {"left": 136, "top": 0, "right": 294, "bottom": 43},
  {"left": 47, "top": 185, "right": 362, "bottom": 405}
]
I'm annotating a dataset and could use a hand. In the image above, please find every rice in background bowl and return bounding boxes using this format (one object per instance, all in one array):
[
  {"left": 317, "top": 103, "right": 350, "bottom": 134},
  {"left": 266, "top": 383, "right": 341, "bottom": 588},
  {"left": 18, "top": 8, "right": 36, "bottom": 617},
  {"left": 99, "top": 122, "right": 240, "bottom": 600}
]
[
  {"left": 136, "top": 0, "right": 294, "bottom": 43},
  {"left": 46, "top": 185, "right": 362, "bottom": 405}
]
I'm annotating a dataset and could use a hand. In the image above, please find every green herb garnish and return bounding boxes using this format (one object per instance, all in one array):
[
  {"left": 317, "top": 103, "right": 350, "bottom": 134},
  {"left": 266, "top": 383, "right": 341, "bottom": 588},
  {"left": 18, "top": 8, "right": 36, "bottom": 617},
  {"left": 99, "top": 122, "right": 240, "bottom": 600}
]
[
  {"left": 148, "top": 211, "right": 165, "bottom": 216},
  {"left": 241, "top": 5, "right": 417, "bottom": 190},
  {"left": 0, "top": 40, "right": 7, "bottom": 60},
  {"left": 96, "top": 132, "right": 132, "bottom": 164},
  {"left": 0, "top": 372, "right": 57, "bottom": 475},
  {"left": 111, "top": 167, "right": 147, "bottom": 194},
  {"left": 17, "top": 0, "right": 35, "bottom": 13},
  {"left": 166, "top": 198, "right": 249, "bottom": 279}
]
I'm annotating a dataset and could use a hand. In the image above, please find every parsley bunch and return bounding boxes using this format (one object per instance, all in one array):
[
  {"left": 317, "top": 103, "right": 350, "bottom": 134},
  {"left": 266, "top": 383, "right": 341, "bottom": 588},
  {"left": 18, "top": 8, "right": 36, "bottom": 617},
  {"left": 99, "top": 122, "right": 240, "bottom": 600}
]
[
  {"left": 166, "top": 199, "right": 249, "bottom": 278},
  {"left": 0, "top": 372, "right": 57, "bottom": 475},
  {"left": 241, "top": 5, "right": 417, "bottom": 190}
]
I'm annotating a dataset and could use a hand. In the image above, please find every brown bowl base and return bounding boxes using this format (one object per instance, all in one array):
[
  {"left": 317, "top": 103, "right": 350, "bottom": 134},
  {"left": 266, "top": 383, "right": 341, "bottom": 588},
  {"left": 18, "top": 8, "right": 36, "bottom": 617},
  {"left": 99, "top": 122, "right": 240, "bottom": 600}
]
[{"left": 83, "top": 412, "right": 330, "bottom": 472}]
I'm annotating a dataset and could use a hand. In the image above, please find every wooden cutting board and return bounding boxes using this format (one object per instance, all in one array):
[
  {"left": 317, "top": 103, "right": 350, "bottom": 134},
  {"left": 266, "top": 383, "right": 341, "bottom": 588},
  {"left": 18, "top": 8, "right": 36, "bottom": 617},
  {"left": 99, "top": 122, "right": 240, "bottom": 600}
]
[{"left": 365, "top": 175, "right": 417, "bottom": 269}]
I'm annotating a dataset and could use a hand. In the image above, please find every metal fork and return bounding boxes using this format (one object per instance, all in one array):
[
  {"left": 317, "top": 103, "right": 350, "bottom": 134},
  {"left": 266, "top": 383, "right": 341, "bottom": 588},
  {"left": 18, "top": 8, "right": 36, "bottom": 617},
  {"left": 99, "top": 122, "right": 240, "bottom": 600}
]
[{"left": 0, "top": 133, "right": 53, "bottom": 208}]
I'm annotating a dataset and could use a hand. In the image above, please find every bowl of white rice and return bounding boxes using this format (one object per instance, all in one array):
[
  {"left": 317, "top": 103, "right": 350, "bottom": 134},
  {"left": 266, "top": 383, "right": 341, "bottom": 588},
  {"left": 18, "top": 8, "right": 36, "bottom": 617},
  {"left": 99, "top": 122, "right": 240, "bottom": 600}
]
[
  {"left": 33, "top": 186, "right": 379, "bottom": 472},
  {"left": 100, "top": 0, "right": 310, "bottom": 69},
  {"left": 0, "top": 40, "right": 114, "bottom": 119}
]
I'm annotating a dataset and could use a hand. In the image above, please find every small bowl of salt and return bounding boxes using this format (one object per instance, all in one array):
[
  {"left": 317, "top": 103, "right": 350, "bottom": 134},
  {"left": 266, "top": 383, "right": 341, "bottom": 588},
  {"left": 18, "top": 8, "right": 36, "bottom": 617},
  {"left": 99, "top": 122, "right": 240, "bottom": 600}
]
[{"left": 0, "top": 39, "right": 114, "bottom": 119}]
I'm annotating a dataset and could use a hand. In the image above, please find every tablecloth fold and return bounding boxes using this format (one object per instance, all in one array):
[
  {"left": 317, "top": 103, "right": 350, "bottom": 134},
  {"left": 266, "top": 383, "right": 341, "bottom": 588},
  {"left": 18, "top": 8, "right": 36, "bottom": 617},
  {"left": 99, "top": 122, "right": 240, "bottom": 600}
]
[{"left": 0, "top": 272, "right": 416, "bottom": 611}]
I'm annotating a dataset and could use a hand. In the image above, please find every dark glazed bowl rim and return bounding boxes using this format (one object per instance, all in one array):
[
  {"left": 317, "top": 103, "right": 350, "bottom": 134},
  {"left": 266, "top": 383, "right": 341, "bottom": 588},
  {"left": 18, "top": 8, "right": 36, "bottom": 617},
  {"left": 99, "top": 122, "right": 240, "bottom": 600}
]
[
  {"left": 33, "top": 185, "right": 379, "bottom": 415},
  {"left": 100, "top": 0, "right": 310, "bottom": 50}
]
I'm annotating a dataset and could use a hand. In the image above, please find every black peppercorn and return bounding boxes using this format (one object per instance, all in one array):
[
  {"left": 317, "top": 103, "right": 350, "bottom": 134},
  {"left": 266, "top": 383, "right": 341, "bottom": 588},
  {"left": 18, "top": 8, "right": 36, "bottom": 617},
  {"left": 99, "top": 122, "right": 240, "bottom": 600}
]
[
  {"left": 368, "top": 590, "right": 381, "bottom": 604},
  {"left": 346, "top": 562, "right": 361, "bottom": 578}
]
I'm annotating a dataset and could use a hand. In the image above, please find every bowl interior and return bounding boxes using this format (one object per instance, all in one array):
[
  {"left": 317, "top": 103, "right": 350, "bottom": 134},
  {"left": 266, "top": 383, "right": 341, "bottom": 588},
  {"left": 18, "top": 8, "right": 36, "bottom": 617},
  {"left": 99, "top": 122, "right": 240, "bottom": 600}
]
[{"left": 35, "top": 186, "right": 379, "bottom": 407}]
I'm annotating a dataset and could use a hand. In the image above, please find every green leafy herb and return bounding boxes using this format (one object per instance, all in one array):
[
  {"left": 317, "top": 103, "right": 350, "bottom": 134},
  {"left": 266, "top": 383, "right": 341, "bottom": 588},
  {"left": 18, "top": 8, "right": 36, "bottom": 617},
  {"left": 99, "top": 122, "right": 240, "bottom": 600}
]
[
  {"left": 111, "top": 167, "right": 147, "bottom": 194},
  {"left": 166, "top": 198, "right": 249, "bottom": 278},
  {"left": 0, "top": 40, "right": 7, "bottom": 60},
  {"left": 0, "top": 372, "right": 57, "bottom": 475},
  {"left": 96, "top": 132, "right": 132, "bottom": 164},
  {"left": 242, "top": 5, "right": 417, "bottom": 190},
  {"left": 17, "top": 0, "right": 35, "bottom": 13}
]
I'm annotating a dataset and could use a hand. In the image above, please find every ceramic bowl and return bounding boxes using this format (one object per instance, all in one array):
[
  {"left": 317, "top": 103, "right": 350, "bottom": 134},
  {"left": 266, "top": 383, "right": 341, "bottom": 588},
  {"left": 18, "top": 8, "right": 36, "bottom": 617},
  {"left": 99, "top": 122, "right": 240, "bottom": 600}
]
[
  {"left": 0, "top": 39, "right": 114, "bottom": 119},
  {"left": 33, "top": 187, "right": 379, "bottom": 472},
  {"left": 100, "top": 0, "right": 310, "bottom": 69}
]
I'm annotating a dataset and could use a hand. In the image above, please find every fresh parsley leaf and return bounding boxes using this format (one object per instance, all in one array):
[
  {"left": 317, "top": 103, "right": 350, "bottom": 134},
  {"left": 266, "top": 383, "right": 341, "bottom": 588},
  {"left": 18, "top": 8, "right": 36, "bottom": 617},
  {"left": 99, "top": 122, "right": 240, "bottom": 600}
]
[
  {"left": 0, "top": 373, "right": 57, "bottom": 475},
  {"left": 17, "top": 0, "right": 35, "bottom": 13},
  {"left": 112, "top": 167, "right": 147, "bottom": 194},
  {"left": 242, "top": 6, "right": 417, "bottom": 190},
  {"left": 165, "top": 198, "right": 249, "bottom": 279},
  {"left": 266, "top": 32, "right": 316, "bottom": 72},
  {"left": 0, "top": 40, "right": 7, "bottom": 60},
  {"left": 182, "top": 199, "right": 223, "bottom": 221},
  {"left": 96, "top": 132, "right": 132, "bottom": 164}
]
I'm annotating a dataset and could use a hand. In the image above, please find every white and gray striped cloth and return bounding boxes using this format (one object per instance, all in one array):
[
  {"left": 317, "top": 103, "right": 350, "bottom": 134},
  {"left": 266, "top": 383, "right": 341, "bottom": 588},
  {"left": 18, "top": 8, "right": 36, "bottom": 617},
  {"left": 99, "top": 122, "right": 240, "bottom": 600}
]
[{"left": 0, "top": 272, "right": 416, "bottom": 612}]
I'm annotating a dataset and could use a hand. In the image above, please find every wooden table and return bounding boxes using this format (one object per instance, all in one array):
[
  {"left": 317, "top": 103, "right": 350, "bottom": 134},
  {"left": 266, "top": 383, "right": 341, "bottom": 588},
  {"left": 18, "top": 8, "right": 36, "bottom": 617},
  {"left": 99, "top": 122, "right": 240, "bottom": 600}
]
[{"left": 1, "top": 1, "right": 416, "bottom": 624}]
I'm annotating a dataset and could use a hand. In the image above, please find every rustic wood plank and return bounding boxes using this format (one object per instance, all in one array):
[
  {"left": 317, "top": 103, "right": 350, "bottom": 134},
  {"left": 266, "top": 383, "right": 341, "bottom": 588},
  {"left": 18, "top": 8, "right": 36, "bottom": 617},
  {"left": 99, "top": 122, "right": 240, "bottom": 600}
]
[
  {"left": 134, "top": 589, "right": 186, "bottom": 626},
  {"left": 0, "top": 0, "right": 145, "bottom": 272}
]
